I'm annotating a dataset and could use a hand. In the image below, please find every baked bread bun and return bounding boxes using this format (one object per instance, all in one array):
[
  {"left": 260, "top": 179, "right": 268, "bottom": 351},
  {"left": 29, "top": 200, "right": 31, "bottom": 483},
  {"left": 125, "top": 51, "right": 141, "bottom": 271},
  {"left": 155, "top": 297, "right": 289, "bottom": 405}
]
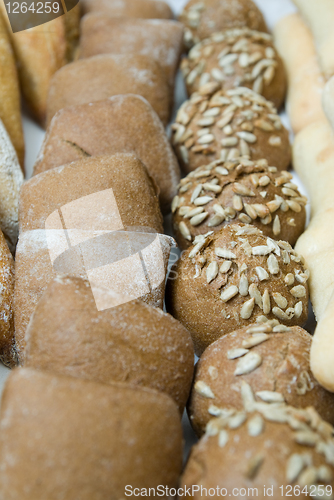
[
  {"left": 273, "top": 14, "right": 326, "bottom": 135},
  {"left": 79, "top": 16, "right": 183, "bottom": 94},
  {"left": 182, "top": 28, "right": 286, "bottom": 109},
  {"left": 172, "top": 158, "right": 306, "bottom": 249},
  {"left": 0, "top": 368, "right": 183, "bottom": 498},
  {"left": 188, "top": 325, "right": 334, "bottom": 436},
  {"left": 182, "top": 390, "right": 334, "bottom": 498},
  {"left": 0, "top": 10, "right": 24, "bottom": 168},
  {"left": 46, "top": 54, "right": 170, "bottom": 127},
  {"left": 0, "top": 119, "right": 24, "bottom": 253},
  {"left": 25, "top": 275, "right": 194, "bottom": 413},
  {"left": 179, "top": 0, "right": 267, "bottom": 49},
  {"left": 15, "top": 154, "right": 166, "bottom": 363},
  {"left": 0, "top": 5, "right": 80, "bottom": 125},
  {"left": 34, "top": 95, "right": 180, "bottom": 214},
  {"left": 172, "top": 86, "right": 291, "bottom": 174},
  {"left": 167, "top": 224, "right": 309, "bottom": 356},
  {"left": 0, "top": 229, "right": 15, "bottom": 367},
  {"left": 80, "top": 0, "right": 173, "bottom": 19}
]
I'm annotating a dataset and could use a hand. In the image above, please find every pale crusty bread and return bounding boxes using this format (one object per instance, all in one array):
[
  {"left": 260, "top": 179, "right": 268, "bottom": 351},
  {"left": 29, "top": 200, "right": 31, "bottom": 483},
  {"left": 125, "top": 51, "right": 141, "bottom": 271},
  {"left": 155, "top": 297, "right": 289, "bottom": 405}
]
[
  {"left": 292, "top": 0, "right": 334, "bottom": 79},
  {"left": 0, "top": 11, "right": 24, "bottom": 169},
  {"left": 0, "top": 5, "right": 80, "bottom": 126},
  {"left": 0, "top": 368, "right": 183, "bottom": 498},
  {"left": 46, "top": 54, "right": 171, "bottom": 127},
  {"left": 15, "top": 154, "right": 165, "bottom": 363},
  {"left": 274, "top": 13, "right": 326, "bottom": 134},
  {"left": 0, "top": 119, "right": 23, "bottom": 253},
  {"left": 25, "top": 275, "right": 194, "bottom": 413},
  {"left": 0, "top": 229, "right": 15, "bottom": 367},
  {"left": 80, "top": 0, "right": 173, "bottom": 19},
  {"left": 34, "top": 95, "right": 180, "bottom": 214}
]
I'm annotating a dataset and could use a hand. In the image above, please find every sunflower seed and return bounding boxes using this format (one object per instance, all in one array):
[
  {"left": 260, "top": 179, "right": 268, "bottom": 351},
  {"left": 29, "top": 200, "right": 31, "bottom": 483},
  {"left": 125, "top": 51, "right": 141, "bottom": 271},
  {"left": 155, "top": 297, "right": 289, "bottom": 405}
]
[
  {"left": 218, "top": 429, "right": 229, "bottom": 447},
  {"left": 286, "top": 454, "right": 306, "bottom": 483},
  {"left": 207, "top": 214, "right": 224, "bottom": 227},
  {"left": 256, "top": 266, "right": 269, "bottom": 281},
  {"left": 194, "top": 380, "right": 215, "bottom": 399},
  {"left": 240, "top": 298, "right": 255, "bottom": 319},
  {"left": 232, "top": 195, "right": 243, "bottom": 211},
  {"left": 243, "top": 333, "right": 269, "bottom": 349},
  {"left": 256, "top": 391, "right": 285, "bottom": 403},
  {"left": 227, "top": 348, "right": 249, "bottom": 360},
  {"left": 207, "top": 261, "right": 219, "bottom": 283},
  {"left": 191, "top": 184, "right": 203, "bottom": 203},
  {"left": 185, "top": 207, "right": 204, "bottom": 218},
  {"left": 249, "top": 51, "right": 262, "bottom": 65},
  {"left": 282, "top": 250, "right": 290, "bottom": 264},
  {"left": 229, "top": 412, "right": 247, "bottom": 429},
  {"left": 273, "top": 215, "right": 281, "bottom": 235},
  {"left": 248, "top": 414, "right": 264, "bottom": 437},
  {"left": 290, "top": 285, "right": 306, "bottom": 298},
  {"left": 269, "top": 135, "right": 282, "bottom": 147},
  {"left": 217, "top": 112, "right": 234, "bottom": 129},
  {"left": 294, "top": 430, "right": 320, "bottom": 447},
  {"left": 220, "top": 260, "right": 232, "bottom": 274},
  {"left": 241, "top": 380, "right": 256, "bottom": 411},
  {"left": 287, "top": 200, "right": 301, "bottom": 213},
  {"left": 221, "top": 137, "right": 238, "bottom": 147},
  {"left": 253, "top": 75, "right": 264, "bottom": 94},
  {"left": 221, "top": 285, "right": 239, "bottom": 302},
  {"left": 190, "top": 212, "right": 209, "bottom": 226},
  {"left": 203, "top": 182, "right": 222, "bottom": 193},
  {"left": 252, "top": 245, "right": 271, "bottom": 256},
  {"left": 245, "top": 454, "right": 264, "bottom": 479},
  {"left": 198, "top": 134, "right": 215, "bottom": 145},
  {"left": 237, "top": 131, "right": 257, "bottom": 143},
  {"left": 267, "top": 254, "right": 279, "bottom": 274},
  {"left": 284, "top": 273, "right": 294, "bottom": 286},
  {"left": 171, "top": 196, "right": 180, "bottom": 213},
  {"left": 198, "top": 116, "right": 216, "bottom": 127},
  {"left": 233, "top": 183, "right": 255, "bottom": 196},
  {"left": 234, "top": 351, "right": 262, "bottom": 375},
  {"left": 194, "top": 195, "right": 213, "bottom": 206},
  {"left": 262, "top": 213, "right": 273, "bottom": 223},
  {"left": 272, "top": 293, "right": 287, "bottom": 309},
  {"left": 220, "top": 53, "right": 238, "bottom": 67},
  {"left": 237, "top": 274, "right": 248, "bottom": 297},
  {"left": 212, "top": 68, "right": 226, "bottom": 82},
  {"left": 282, "top": 187, "right": 299, "bottom": 197},
  {"left": 261, "top": 289, "right": 270, "bottom": 315},
  {"left": 273, "top": 325, "right": 291, "bottom": 332},
  {"left": 215, "top": 248, "right": 237, "bottom": 259},
  {"left": 294, "top": 301, "right": 303, "bottom": 318},
  {"left": 318, "top": 465, "right": 333, "bottom": 483},
  {"left": 227, "top": 148, "right": 240, "bottom": 160},
  {"left": 188, "top": 239, "right": 206, "bottom": 259},
  {"left": 239, "top": 52, "right": 250, "bottom": 67},
  {"left": 179, "top": 206, "right": 191, "bottom": 217},
  {"left": 272, "top": 307, "right": 289, "bottom": 321},
  {"left": 179, "top": 221, "right": 191, "bottom": 241},
  {"left": 180, "top": 145, "right": 189, "bottom": 164}
]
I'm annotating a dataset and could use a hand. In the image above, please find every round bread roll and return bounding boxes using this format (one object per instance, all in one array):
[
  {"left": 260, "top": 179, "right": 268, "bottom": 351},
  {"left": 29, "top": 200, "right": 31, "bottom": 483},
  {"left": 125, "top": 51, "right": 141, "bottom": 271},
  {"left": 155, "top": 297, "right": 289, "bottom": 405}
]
[
  {"left": 25, "top": 276, "right": 194, "bottom": 413},
  {"left": 0, "top": 229, "right": 15, "bottom": 367},
  {"left": 182, "top": 392, "right": 334, "bottom": 499},
  {"left": 179, "top": 0, "right": 267, "bottom": 50},
  {"left": 172, "top": 86, "right": 291, "bottom": 174},
  {"left": 167, "top": 224, "right": 309, "bottom": 356},
  {"left": 182, "top": 28, "right": 286, "bottom": 109},
  {"left": 172, "top": 158, "right": 306, "bottom": 249},
  {"left": 0, "top": 368, "right": 183, "bottom": 498},
  {"left": 188, "top": 325, "right": 334, "bottom": 436}
]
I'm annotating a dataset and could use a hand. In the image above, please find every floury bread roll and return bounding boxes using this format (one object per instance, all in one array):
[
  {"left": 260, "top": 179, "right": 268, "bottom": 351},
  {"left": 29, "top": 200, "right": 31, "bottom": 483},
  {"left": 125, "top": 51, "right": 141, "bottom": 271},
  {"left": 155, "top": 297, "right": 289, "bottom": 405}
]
[
  {"left": 46, "top": 54, "right": 171, "bottom": 127},
  {"left": 0, "top": 368, "right": 183, "bottom": 499},
  {"left": 0, "top": 229, "right": 15, "bottom": 368},
  {"left": 79, "top": 16, "right": 184, "bottom": 93},
  {"left": 273, "top": 14, "right": 326, "bottom": 134},
  {"left": 0, "top": 5, "right": 80, "bottom": 125},
  {"left": 34, "top": 95, "right": 180, "bottom": 214},
  {"left": 0, "top": 11, "right": 24, "bottom": 168},
  {"left": 294, "top": 121, "right": 334, "bottom": 392},
  {"left": 80, "top": 0, "right": 173, "bottom": 19},
  {"left": 25, "top": 276, "right": 194, "bottom": 413},
  {"left": 292, "top": 0, "right": 334, "bottom": 79},
  {"left": 15, "top": 154, "right": 171, "bottom": 363}
]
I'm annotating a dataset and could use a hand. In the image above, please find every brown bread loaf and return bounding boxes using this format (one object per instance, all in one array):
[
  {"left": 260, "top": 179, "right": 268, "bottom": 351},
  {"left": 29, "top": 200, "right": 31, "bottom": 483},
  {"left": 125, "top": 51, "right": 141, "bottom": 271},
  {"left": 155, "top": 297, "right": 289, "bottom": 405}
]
[{"left": 0, "top": 228, "right": 15, "bottom": 367}]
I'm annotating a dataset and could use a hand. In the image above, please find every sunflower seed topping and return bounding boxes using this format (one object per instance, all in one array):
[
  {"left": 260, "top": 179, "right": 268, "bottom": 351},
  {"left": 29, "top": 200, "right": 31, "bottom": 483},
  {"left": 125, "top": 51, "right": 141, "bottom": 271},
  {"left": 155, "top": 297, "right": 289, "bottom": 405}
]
[
  {"left": 194, "top": 195, "right": 213, "bottom": 206},
  {"left": 220, "top": 260, "right": 232, "bottom": 273},
  {"left": 221, "top": 285, "right": 239, "bottom": 302},
  {"left": 194, "top": 380, "right": 215, "bottom": 399},
  {"left": 290, "top": 285, "right": 306, "bottom": 298},
  {"left": 227, "top": 348, "right": 249, "bottom": 360},
  {"left": 189, "top": 239, "right": 206, "bottom": 259},
  {"left": 229, "top": 412, "right": 247, "bottom": 429},
  {"left": 256, "top": 391, "right": 285, "bottom": 403},
  {"left": 249, "top": 283, "right": 263, "bottom": 308},
  {"left": 256, "top": 266, "right": 269, "bottom": 281},
  {"left": 215, "top": 248, "right": 237, "bottom": 259},
  {"left": 206, "top": 261, "right": 219, "bottom": 283},
  {"left": 286, "top": 454, "right": 306, "bottom": 483},
  {"left": 242, "top": 333, "right": 268, "bottom": 348},
  {"left": 272, "top": 293, "right": 287, "bottom": 309},
  {"left": 191, "top": 184, "right": 203, "bottom": 203},
  {"left": 252, "top": 245, "right": 271, "bottom": 256},
  {"left": 239, "top": 274, "right": 249, "bottom": 296},
  {"left": 237, "top": 131, "right": 257, "bottom": 143},
  {"left": 285, "top": 273, "right": 294, "bottom": 286},
  {"left": 294, "top": 301, "right": 303, "bottom": 318},
  {"left": 272, "top": 307, "right": 289, "bottom": 321},
  {"left": 245, "top": 454, "right": 264, "bottom": 479},
  {"left": 233, "top": 183, "right": 255, "bottom": 197},
  {"left": 267, "top": 254, "right": 279, "bottom": 274},
  {"left": 208, "top": 214, "right": 225, "bottom": 227},
  {"left": 240, "top": 298, "right": 255, "bottom": 319},
  {"left": 190, "top": 212, "right": 209, "bottom": 226},
  {"left": 218, "top": 429, "right": 229, "bottom": 448},
  {"left": 248, "top": 414, "right": 264, "bottom": 437},
  {"left": 262, "top": 289, "right": 271, "bottom": 315},
  {"left": 234, "top": 351, "right": 262, "bottom": 375},
  {"left": 294, "top": 431, "right": 319, "bottom": 447},
  {"left": 179, "top": 221, "right": 191, "bottom": 241}
]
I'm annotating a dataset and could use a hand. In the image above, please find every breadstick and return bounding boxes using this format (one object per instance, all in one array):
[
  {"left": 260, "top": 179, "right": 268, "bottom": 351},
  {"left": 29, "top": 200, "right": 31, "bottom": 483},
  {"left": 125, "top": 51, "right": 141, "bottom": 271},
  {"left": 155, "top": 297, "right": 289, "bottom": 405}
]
[
  {"left": 293, "top": 119, "right": 334, "bottom": 391},
  {"left": 322, "top": 76, "right": 334, "bottom": 130},
  {"left": 292, "top": 0, "right": 334, "bottom": 78},
  {"left": 273, "top": 13, "right": 326, "bottom": 134}
]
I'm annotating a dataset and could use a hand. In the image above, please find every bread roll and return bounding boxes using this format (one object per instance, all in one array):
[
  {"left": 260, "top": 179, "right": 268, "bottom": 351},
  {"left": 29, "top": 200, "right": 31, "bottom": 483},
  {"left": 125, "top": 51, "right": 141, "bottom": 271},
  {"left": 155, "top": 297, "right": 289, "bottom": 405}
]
[
  {"left": 15, "top": 154, "right": 166, "bottom": 362},
  {"left": 0, "top": 5, "right": 80, "bottom": 125},
  {"left": 79, "top": 16, "right": 183, "bottom": 93},
  {"left": 0, "top": 368, "right": 183, "bottom": 499},
  {"left": 0, "top": 119, "right": 24, "bottom": 253},
  {"left": 34, "top": 95, "right": 180, "bottom": 214},
  {"left": 0, "top": 11, "right": 24, "bottom": 168},
  {"left": 172, "top": 86, "right": 291, "bottom": 174},
  {"left": 172, "top": 158, "right": 306, "bottom": 249},
  {"left": 80, "top": 0, "right": 173, "bottom": 19},
  {"left": 182, "top": 28, "right": 286, "bottom": 109},
  {"left": 179, "top": 0, "right": 267, "bottom": 49},
  {"left": 0, "top": 229, "right": 15, "bottom": 367},
  {"left": 25, "top": 275, "right": 194, "bottom": 413},
  {"left": 292, "top": 0, "right": 334, "bottom": 79},
  {"left": 167, "top": 224, "right": 309, "bottom": 356},
  {"left": 273, "top": 13, "right": 326, "bottom": 134},
  {"left": 188, "top": 325, "right": 334, "bottom": 436},
  {"left": 46, "top": 54, "right": 171, "bottom": 127}
]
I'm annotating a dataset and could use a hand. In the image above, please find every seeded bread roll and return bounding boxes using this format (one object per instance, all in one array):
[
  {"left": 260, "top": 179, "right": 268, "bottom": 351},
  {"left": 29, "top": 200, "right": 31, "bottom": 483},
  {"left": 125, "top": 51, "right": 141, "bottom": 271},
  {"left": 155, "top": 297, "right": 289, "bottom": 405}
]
[
  {"left": 34, "top": 95, "right": 180, "bottom": 214},
  {"left": 25, "top": 276, "right": 194, "bottom": 413},
  {"left": 182, "top": 392, "right": 334, "bottom": 498},
  {"left": 172, "top": 86, "right": 290, "bottom": 174},
  {"left": 79, "top": 16, "right": 183, "bottom": 95},
  {"left": 46, "top": 54, "right": 170, "bottom": 127},
  {"left": 179, "top": 0, "right": 267, "bottom": 50},
  {"left": 0, "top": 10, "right": 25, "bottom": 168},
  {"left": 188, "top": 325, "right": 334, "bottom": 436},
  {"left": 0, "top": 5, "right": 80, "bottom": 126},
  {"left": 0, "top": 368, "right": 183, "bottom": 499},
  {"left": 167, "top": 224, "right": 309, "bottom": 356},
  {"left": 172, "top": 158, "right": 306, "bottom": 249},
  {"left": 0, "top": 229, "right": 15, "bottom": 368},
  {"left": 273, "top": 14, "right": 326, "bottom": 135},
  {"left": 182, "top": 28, "right": 286, "bottom": 109},
  {"left": 0, "top": 119, "right": 24, "bottom": 253},
  {"left": 81, "top": 0, "right": 173, "bottom": 19},
  {"left": 15, "top": 154, "right": 165, "bottom": 363}
]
